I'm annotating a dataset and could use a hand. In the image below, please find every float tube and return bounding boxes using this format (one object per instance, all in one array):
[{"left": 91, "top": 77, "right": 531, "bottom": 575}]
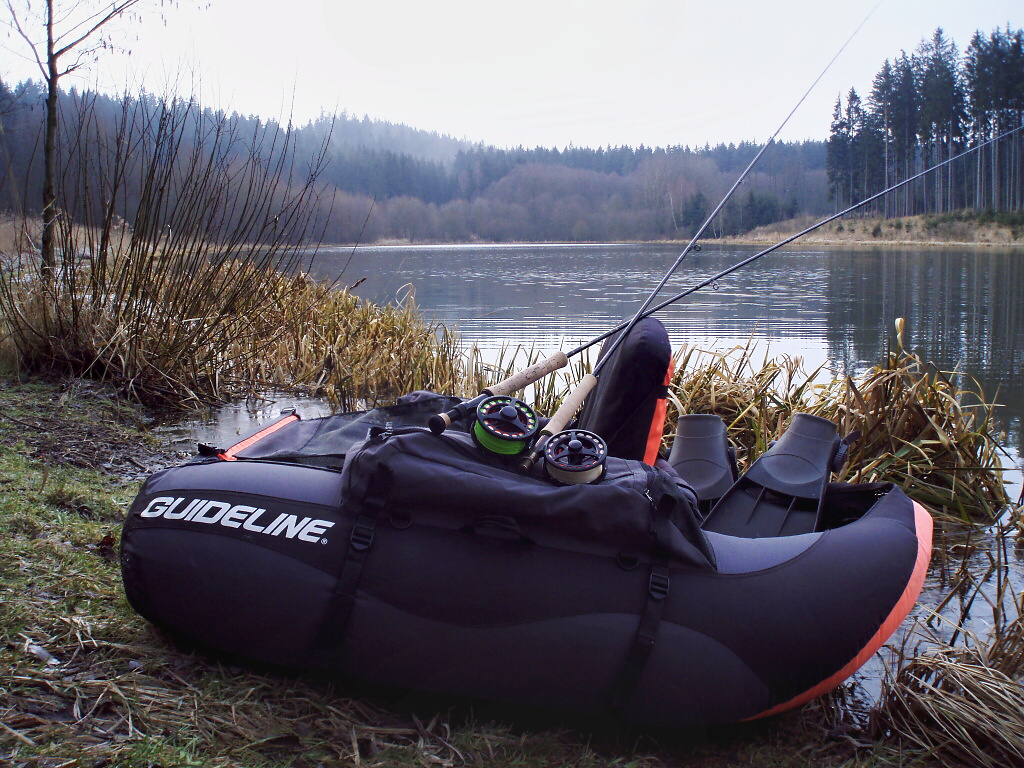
[{"left": 120, "top": 395, "right": 931, "bottom": 728}]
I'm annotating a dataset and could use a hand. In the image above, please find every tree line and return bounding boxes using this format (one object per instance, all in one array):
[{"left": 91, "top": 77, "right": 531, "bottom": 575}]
[
  {"left": 827, "top": 25, "right": 1024, "bottom": 217},
  {"left": 0, "top": 80, "right": 830, "bottom": 245},
  {"left": 323, "top": 140, "right": 824, "bottom": 243}
]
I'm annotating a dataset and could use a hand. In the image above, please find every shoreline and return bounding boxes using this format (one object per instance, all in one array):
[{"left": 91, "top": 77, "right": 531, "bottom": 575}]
[
  {"left": 361, "top": 235, "right": 1024, "bottom": 250},
  {"left": 5, "top": 212, "right": 1021, "bottom": 253},
  {"left": 719, "top": 213, "right": 1024, "bottom": 249},
  {"left": 358, "top": 214, "right": 1024, "bottom": 250}
]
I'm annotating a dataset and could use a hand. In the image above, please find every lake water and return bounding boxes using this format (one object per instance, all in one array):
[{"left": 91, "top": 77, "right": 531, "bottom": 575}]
[
  {"left": 308, "top": 242, "right": 1024, "bottom": 491},
  {"left": 171, "top": 241, "right": 1024, "bottom": 709}
]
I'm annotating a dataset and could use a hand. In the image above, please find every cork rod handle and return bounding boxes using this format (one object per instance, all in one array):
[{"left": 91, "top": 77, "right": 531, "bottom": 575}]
[{"left": 484, "top": 351, "right": 569, "bottom": 397}]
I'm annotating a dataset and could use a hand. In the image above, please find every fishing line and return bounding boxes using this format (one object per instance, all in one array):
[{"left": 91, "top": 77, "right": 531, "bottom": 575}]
[
  {"left": 430, "top": 1, "right": 894, "bottom": 476},
  {"left": 338, "top": 196, "right": 376, "bottom": 287},
  {"left": 569, "top": 121, "right": 1024, "bottom": 355},
  {"left": 507, "top": 121, "right": 1022, "bottom": 473},
  {"left": 431, "top": 5, "right": 886, "bottom": 444},
  {"left": 500, "top": 3, "right": 887, "bottom": 473}
]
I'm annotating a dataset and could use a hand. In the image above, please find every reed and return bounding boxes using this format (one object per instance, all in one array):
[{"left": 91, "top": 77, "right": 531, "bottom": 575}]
[
  {"left": 811, "top": 319, "right": 1012, "bottom": 522},
  {"left": 666, "top": 339, "right": 825, "bottom": 468},
  {"left": 474, "top": 321, "right": 1011, "bottom": 522},
  {"left": 1, "top": 259, "right": 466, "bottom": 410},
  {"left": 236, "top": 278, "right": 465, "bottom": 410},
  {"left": 1, "top": 377, "right": 677, "bottom": 766},
  {"left": 659, "top": 321, "right": 1013, "bottom": 523},
  {"left": 869, "top": 592, "right": 1024, "bottom": 768},
  {"left": 662, "top": 330, "right": 1022, "bottom": 761}
]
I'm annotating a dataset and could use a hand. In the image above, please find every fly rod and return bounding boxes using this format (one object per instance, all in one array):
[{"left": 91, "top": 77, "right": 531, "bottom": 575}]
[
  {"left": 509, "top": 6, "right": 885, "bottom": 472},
  {"left": 429, "top": 3, "right": 883, "bottom": 447},
  {"left": 589, "top": 0, "right": 884, "bottom": 374},
  {"left": 512, "top": 122, "right": 1024, "bottom": 474}
]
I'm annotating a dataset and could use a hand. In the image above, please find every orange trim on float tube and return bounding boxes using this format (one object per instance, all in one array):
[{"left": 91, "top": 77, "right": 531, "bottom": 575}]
[
  {"left": 217, "top": 413, "right": 301, "bottom": 461},
  {"left": 745, "top": 501, "right": 934, "bottom": 721},
  {"left": 643, "top": 362, "right": 674, "bottom": 465}
]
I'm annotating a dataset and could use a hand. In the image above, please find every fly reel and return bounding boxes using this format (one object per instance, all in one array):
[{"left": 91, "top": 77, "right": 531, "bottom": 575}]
[
  {"left": 472, "top": 396, "right": 539, "bottom": 457},
  {"left": 543, "top": 429, "right": 608, "bottom": 485}
]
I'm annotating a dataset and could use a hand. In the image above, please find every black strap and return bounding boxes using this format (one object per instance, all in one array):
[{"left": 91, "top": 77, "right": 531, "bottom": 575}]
[
  {"left": 609, "top": 563, "right": 670, "bottom": 713},
  {"left": 609, "top": 477, "right": 677, "bottom": 713},
  {"left": 312, "top": 462, "right": 391, "bottom": 666}
]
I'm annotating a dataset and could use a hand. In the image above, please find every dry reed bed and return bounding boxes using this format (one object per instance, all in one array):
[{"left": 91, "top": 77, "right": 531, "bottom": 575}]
[
  {"left": 1, "top": 253, "right": 465, "bottom": 410},
  {"left": 868, "top": 597, "right": 1024, "bottom": 768},
  {"left": 4, "top": 351, "right": 1020, "bottom": 765},
  {"left": 3, "top": 205, "right": 1022, "bottom": 764},
  {"left": 471, "top": 319, "right": 1024, "bottom": 768},
  {"left": 7, "top": 215, "right": 1010, "bottom": 524},
  {"left": 861, "top": 501, "right": 1024, "bottom": 768},
  {"left": 664, "top": 320, "right": 1014, "bottom": 523},
  {"left": 1, "top": 93, "right": 469, "bottom": 412}
]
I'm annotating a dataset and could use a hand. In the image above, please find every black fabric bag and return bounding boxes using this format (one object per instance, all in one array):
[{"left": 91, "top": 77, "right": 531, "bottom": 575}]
[{"left": 338, "top": 427, "right": 713, "bottom": 568}]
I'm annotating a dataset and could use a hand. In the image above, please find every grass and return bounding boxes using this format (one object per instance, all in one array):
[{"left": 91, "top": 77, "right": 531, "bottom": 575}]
[
  {"left": 4, "top": 87, "right": 1015, "bottom": 764},
  {"left": 0, "top": 251, "right": 1019, "bottom": 765},
  {"left": 737, "top": 211, "right": 1024, "bottom": 245},
  {"left": 0, "top": 95, "right": 472, "bottom": 412},
  {"left": 2, "top": 335, "right": 1021, "bottom": 766},
  {"left": 665, "top": 339, "right": 823, "bottom": 466},
  {"left": 464, "top": 318, "right": 1013, "bottom": 525},
  {"left": 0, "top": 246, "right": 468, "bottom": 411}
]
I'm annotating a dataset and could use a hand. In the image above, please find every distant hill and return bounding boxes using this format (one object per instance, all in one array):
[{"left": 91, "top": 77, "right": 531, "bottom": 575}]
[
  {"left": 0, "top": 80, "right": 831, "bottom": 244},
  {"left": 306, "top": 110, "right": 477, "bottom": 165}
]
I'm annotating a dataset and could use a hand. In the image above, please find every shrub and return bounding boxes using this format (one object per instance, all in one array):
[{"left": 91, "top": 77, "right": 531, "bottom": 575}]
[{"left": 0, "top": 93, "right": 463, "bottom": 408}]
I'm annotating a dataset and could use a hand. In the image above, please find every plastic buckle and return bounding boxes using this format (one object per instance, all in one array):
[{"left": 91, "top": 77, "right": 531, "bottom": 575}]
[
  {"left": 350, "top": 522, "right": 375, "bottom": 551},
  {"left": 649, "top": 569, "right": 670, "bottom": 601},
  {"left": 367, "top": 421, "right": 395, "bottom": 441}
]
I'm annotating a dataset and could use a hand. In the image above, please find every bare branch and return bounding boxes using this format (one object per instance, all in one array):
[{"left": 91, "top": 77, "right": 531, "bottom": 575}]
[
  {"left": 53, "top": 0, "right": 146, "bottom": 61},
  {"left": 3, "top": 1, "right": 49, "bottom": 81}
]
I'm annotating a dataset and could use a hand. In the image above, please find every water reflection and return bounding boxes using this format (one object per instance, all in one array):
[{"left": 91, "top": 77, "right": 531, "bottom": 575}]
[{"left": 156, "top": 393, "right": 333, "bottom": 454}]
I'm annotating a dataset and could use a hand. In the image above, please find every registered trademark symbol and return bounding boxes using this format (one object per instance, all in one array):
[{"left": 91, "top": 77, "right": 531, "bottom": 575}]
[{"left": 320, "top": 538, "right": 328, "bottom": 545}]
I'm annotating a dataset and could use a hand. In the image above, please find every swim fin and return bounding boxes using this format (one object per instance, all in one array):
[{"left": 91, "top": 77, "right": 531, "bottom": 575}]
[
  {"left": 666, "top": 414, "right": 738, "bottom": 516},
  {"left": 701, "top": 413, "right": 848, "bottom": 538}
]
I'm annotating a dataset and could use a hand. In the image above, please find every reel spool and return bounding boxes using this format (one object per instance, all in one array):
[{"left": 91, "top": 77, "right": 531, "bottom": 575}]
[
  {"left": 472, "top": 396, "right": 539, "bottom": 457},
  {"left": 543, "top": 429, "right": 608, "bottom": 485}
]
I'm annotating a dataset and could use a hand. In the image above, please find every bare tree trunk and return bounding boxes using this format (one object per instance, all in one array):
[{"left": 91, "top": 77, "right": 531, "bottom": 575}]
[
  {"left": 975, "top": 138, "right": 983, "bottom": 210},
  {"left": 1015, "top": 124, "right": 1022, "bottom": 212},
  {"left": 946, "top": 131, "right": 954, "bottom": 212},
  {"left": 993, "top": 118, "right": 1001, "bottom": 210},
  {"left": 41, "top": 0, "right": 58, "bottom": 279},
  {"left": 882, "top": 107, "right": 890, "bottom": 219}
]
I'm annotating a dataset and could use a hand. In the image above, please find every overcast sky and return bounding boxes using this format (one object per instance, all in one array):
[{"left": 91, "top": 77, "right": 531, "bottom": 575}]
[{"left": 3, "top": 0, "right": 1021, "bottom": 149}]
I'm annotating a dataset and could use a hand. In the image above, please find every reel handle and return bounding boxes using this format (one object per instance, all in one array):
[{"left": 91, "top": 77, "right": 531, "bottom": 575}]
[
  {"left": 517, "top": 373, "right": 598, "bottom": 472},
  {"left": 428, "top": 393, "right": 487, "bottom": 435},
  {"left": 428, "top": 351, "right": 569, "bottom": 435}
]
